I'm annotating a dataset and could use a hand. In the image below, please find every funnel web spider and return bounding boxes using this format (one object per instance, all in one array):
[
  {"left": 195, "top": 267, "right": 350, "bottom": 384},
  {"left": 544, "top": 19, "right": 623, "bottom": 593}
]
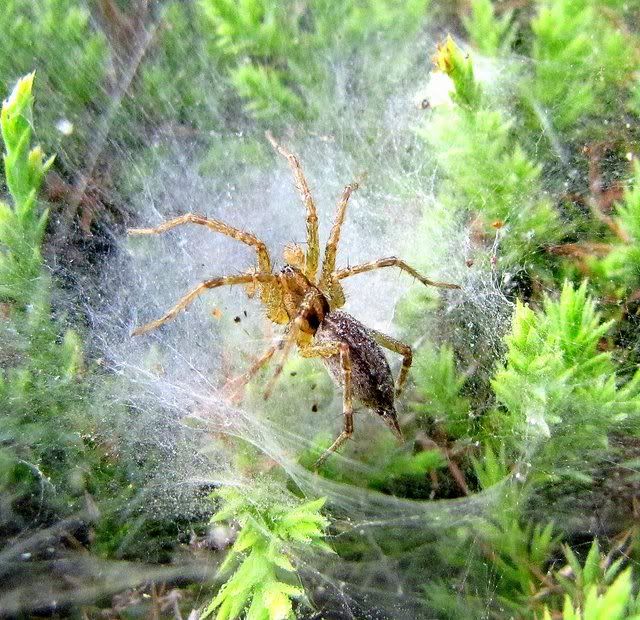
[{"left": 129, "top": 133, "right": 459, "bottom": 467}]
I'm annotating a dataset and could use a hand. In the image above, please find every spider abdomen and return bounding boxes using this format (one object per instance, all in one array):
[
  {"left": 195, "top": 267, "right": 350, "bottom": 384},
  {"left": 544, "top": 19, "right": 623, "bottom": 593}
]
[{"left": 315, "top": 310, "right": 403, "bottom": 440}]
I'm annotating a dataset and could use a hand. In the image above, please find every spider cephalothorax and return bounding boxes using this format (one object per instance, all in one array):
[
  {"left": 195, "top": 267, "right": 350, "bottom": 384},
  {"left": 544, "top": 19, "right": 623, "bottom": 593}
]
[{"left": 129, "top": 133, "right": 459, "bottom": 466}]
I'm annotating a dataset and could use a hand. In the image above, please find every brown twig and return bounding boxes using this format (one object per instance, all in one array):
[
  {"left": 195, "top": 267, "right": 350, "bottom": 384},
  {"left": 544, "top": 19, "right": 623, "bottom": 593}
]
[
  {"left": 547, "top": 242, "right": 613, "bottom": 259},
  {"left": 584, "top": 143, "right": 629, "bottom": 242},
  {"left": 415, "top": 432, "right": 474, "bottom": 496}
]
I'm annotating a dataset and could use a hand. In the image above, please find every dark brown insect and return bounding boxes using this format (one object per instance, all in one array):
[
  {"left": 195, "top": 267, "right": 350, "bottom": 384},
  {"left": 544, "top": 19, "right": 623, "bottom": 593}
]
[{"left": 128, "top": 133, "right": 459, "bottom": 467}]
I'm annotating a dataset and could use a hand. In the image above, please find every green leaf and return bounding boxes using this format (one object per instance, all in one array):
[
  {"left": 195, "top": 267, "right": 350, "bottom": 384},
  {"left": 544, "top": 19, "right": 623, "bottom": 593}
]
[
  {"left": 583, "top": 540, "right": 601, "bottom": 587},
  {"left": 201, "top": 488, "right": 330, "bottom": 620},
  {"left": 263, "top": 582, "right": 299, "bottom": 620},
  {"left": 583, "top": 568, "right": 633, "bottom": 620},
  {"left": 472, "top": 444, "right": 509, "bottom": 489},
  {"left": 232, "top": 523, "right": 262, "bottom": 554},
  {"left": 604, "top": 557, "right": 626, "bottom": 583},
  {"left": 432, "top": 35, "right": 481, "bottom": 109},
  {"left": 463, "top": 0, "right": 516, "bottom": 55}
]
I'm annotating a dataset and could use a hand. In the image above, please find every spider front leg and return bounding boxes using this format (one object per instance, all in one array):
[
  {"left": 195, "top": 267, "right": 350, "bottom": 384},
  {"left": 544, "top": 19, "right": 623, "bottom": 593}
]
[
  {"left": 128, "top": 213, "right": 272, "bottom": 274},
  {"left": 335, "top": 257, "right": 460, "bottom": 290},
  {"left": 320, "top": 182, "right": 358, "bottom": 295},
  {"left": 132, "top": 273, "right": 276, "bottom": 336},
  {"left": 367, "top": 329, "right": 413, "bottom": 397},
  {"left": 299, "top": 342, "right": 353, "bottom": 469},
  {"left": 266, "top": 132, "right": 320, "bottom": 282}
]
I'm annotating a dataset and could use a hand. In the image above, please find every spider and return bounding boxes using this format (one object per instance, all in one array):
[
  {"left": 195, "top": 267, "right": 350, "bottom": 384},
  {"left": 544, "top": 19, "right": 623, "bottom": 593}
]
[{"left": 128, "top": 133, "right": 459, "bottom": 467}]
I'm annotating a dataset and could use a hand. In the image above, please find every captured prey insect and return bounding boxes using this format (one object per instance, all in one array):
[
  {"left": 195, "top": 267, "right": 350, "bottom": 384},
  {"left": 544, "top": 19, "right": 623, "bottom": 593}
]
[{"left": 128, "top": 133, "right": 460, "bottom": 467}]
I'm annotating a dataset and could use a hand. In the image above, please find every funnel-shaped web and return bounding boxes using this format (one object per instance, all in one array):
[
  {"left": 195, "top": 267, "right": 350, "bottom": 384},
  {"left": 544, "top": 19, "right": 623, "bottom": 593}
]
[{"left": 6, "top": 2, "right": 613, "bottom": 617}]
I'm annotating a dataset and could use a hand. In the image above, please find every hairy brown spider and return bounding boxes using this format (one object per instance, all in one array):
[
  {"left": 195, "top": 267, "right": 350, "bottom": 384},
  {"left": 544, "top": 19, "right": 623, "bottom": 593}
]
[{"left": 128, "top": 133, "right": 459, "bottom": 467}]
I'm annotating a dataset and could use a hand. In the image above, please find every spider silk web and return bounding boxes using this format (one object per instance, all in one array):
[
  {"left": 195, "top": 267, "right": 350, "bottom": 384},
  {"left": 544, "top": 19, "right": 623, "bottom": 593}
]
[
  {"left": 85, "top": 63, "right": 514, "bottom": 619},
  {"left": 3, "top": 1, "right": 635, "bottom": 618}
]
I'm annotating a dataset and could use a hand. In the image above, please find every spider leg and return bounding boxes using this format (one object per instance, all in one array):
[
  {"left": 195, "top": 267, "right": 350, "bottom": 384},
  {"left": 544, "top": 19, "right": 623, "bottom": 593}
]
[
  {"left": 266, "top": 132, "right": 319, "bottom": 282},
  {"left": 298, "top": 342, "right": 343, "bottom": 358},
  {"left": 368, "top": 329, "right": 412, "bottom": 398},
  {"left": 298, "top": 341, "right": 353, "bottom": 469},
  {"left": 128, "top": 213, "right": 272, "bottom": 274},
  {"left": 320, "top": 182, "right": 358, "bottom": 293},
  {"left": 132, "top": 273, "right": 276, "bottom": 336},
  {"left": 224, "top": 343, "right": 278, "bottom": 403},
  {"left": 335, "top": 257, "right": 460, "bottom": 290},
  {"left": 263, "top": 289, "right": 318, "bottom": 399}
]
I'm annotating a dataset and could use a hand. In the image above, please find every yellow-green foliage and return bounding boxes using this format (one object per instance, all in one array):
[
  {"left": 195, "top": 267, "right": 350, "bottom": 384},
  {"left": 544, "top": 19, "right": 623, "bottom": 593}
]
[
  {"left": 0, "top": 73, "right": 54, "bottom": 305},
  {"left": 411, "top": 344, "right": 472, "bottom": 439},
  {"left": 202, "top": 486, "right": 332, "bottom": 620},
  {"left": 420, "top": 37, "right": 562, "bottom": 271},
  {"left": 462, "top": 0, "right": 516, "bottom": 56},
  {"left": 200, "top": 0, "right": 430, "bottom": 120},
  {"left": 543, "top": 543, "right": 639, "bottom": 620},
  {"left": 490, "top": 282, "right": 640, "bottom": 472},
  {"left": 530, "top": 0, "right": 634, "bottom": 133},
  {"left": 0, "top": 75, "right": 88, "bottom": 525},
  {"left": 593, "top": 162, "right": 640, "bottom": 293},
  {"left": 0, "top": 0, "right": 107, "bottom": 157}
]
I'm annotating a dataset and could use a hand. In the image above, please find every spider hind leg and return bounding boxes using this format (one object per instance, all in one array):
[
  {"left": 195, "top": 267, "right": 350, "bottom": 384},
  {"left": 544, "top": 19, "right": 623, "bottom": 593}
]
[
  {"left": 369, "top": 329, "right": 413, "bottom": 398},
  {"left": 224, "top": 343, "right": 278, "bottom": 403},
  {"left": 298, "top": 341, "right": 353, "bottom": 469}
]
